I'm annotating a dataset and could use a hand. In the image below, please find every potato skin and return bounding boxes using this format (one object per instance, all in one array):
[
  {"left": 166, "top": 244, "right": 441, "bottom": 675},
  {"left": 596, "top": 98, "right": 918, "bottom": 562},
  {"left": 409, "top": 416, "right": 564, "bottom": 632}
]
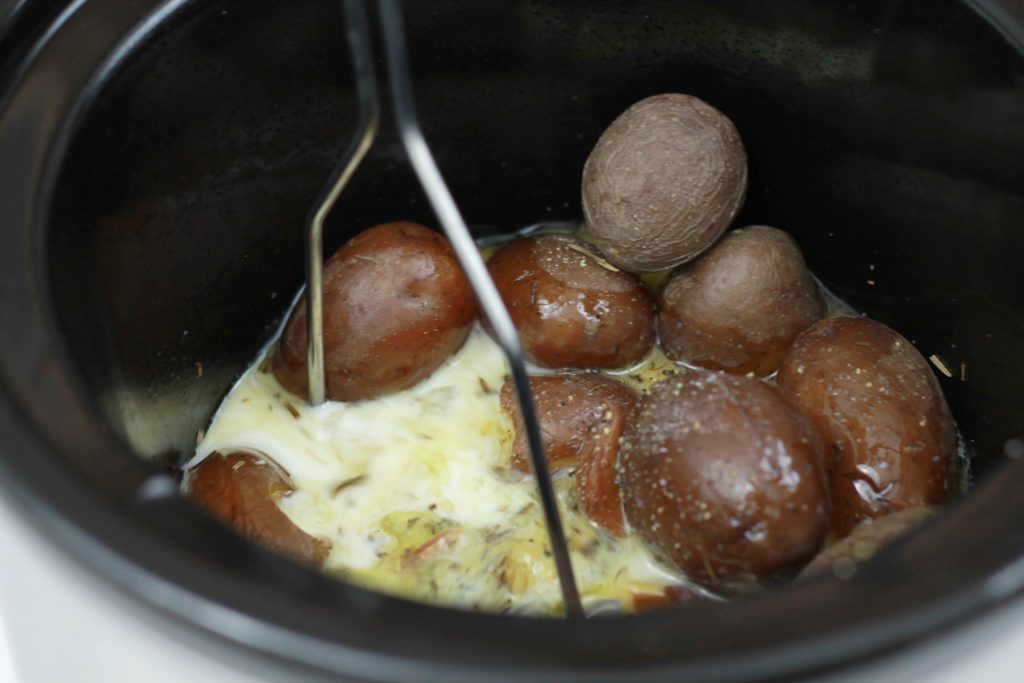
[
  {"left": 776, "top": 316, "right": 958, "bottom": 537},
  {"left": 582, "top": 93, "right": 748, "bottom": 272},
  {"left": 619, "top": 370, "right": 830, "bottom": 592},
  {"left": 657, "top": 225, "right": 825, "bottom": 376},
  {"left": 500, "top": 374, "right": 637, "bottom": 535},
  {"left": 186, "top": 451, "right": 328, "bottom": 566},
  {"left": 274, "top": 222, "right": 477, "bottom": 402},
  {"left": 487, "top": 234, "right": 655, "bottom": 369},
  {"left": 630, "top": 584, "right": 709, "bottom": 613},
  {"left": 800, "top": 507, "right": 936, "bottom": 579}
]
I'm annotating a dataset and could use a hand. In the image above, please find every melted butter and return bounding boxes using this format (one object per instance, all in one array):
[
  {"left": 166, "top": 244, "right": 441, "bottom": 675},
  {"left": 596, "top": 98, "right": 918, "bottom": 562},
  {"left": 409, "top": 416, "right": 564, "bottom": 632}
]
[
  {"left": 606, "top": 344, "right": 687, "bottom": 391},
  {"left": 192, "top": 327, "right": 684, "bottom": 615}
]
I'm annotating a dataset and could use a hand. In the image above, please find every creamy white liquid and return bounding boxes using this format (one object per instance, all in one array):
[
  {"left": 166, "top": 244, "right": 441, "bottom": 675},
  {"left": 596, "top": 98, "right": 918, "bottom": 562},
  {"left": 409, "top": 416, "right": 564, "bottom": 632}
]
[{"left": 190, "top": 327, "right": 686, "bottom": 614}]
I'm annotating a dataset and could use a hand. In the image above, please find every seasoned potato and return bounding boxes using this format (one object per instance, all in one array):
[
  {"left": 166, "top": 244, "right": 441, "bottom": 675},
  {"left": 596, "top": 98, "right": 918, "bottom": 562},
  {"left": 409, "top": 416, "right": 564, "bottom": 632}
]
[
  {"left": 274, "top": 221, "right": 477, "bottom": 402},
  {"left": 500, "top": 373, "right": 637, "bottom": 535},
  {"left": 582, "top": 93, "right": 747, "bottom": 272},
  {"left": 487, "top": 234, "right": 655, "bottom": 369},
  {"left": 776, "top": 316, "right": 958, "bottom": 537},
  {"left": 800, "top": 507, "right": 936, "bottom": 580},
  {"left": 658, "top": 225, "right": 824, "bottom": 376},
  {"left": 619, "top": 370, "right": 830, "bottom": 592},
  {"left": 186, "top": 451, "right": 328, "bottom": 566},
  {"left": 630, "top": 583, "right": 709, "bottom": 613}
]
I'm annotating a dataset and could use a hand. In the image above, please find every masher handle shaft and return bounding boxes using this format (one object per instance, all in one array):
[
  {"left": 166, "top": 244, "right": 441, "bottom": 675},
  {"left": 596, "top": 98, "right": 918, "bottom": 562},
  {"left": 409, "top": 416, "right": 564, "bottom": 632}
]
[
  {"left": 306, "top": 0, "right": 380, "bottom": 406},
  {"left": 376, "top": 0, "right": 584, "bottom": 618}
]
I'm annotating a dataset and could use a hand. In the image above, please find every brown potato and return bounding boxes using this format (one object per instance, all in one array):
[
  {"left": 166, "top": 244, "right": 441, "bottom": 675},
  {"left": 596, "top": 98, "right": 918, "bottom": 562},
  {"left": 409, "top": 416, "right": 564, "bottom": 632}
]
[
  {"left": 800, "top": 507, "right": 936, "bottom": 580},
  {"left": 657, "top": 225, "right": 825, "bottom": 376},
  {"left": 776, "top": 316, "right": 958, "bottom": 537},
  {"left": 630, "top": 583, "right": 709, "bottom": 613},
  {"left": 185, "top": 451, "right": 328, "bottom": 566},
  {"left": 487, "top": 234, "right": 655, "bottom": 369},
  {"left": 500, "top": 373, "right": 637, "bottom": 535},
  {"left": 582, "top": 93, "right": 748, "bottom": 272},
  {"left": 619, "top": 370, "right": 830, "bottom": 592},
  {"left": 274, "top": 222, "right": 477, "bottom": 402}
]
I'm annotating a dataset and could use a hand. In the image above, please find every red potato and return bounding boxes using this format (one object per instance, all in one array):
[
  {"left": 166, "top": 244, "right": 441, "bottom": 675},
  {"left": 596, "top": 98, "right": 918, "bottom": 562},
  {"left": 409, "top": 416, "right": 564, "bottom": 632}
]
[
  {"left": 657, "top": 225, "right": 825, "bottom": 376},
  {"left": 776, "top": 316, "right": 958, "bottom": 537},
  {"left": 186, "top": 451, "right": 329, "bottom": 566},
  {"left": 582, "top": 93, "right": 748, "bottom": 272},
  {"left": 631, "top": 583, "right": 709, "bottom": 613},
  {"left": 800, "top": 507, "right": 936, "bottom": 579},
  {"left": 500, "top": 373, "right": 637, "bottom": 536},
  {"left": 619, "top": 370, "right": 830, "bottom": 592},
  {"left": 487, "top": 234, "right": 655, "bottom": 369},
  {"left": 274, "top": 221, "right": 477, "bottom": 402}
]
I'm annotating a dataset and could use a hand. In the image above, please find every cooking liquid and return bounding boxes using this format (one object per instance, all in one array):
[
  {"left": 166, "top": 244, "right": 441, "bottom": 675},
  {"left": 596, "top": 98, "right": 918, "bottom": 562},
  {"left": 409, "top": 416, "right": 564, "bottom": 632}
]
[{"left": 192, "top": 324, "right": 695, "bottom": 615}]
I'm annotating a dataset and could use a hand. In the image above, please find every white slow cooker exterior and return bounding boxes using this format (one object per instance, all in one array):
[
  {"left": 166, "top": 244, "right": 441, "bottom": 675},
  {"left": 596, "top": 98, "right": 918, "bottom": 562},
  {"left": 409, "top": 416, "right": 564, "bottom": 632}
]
[
  {"left": 0, "top": 492, "right": 262, "bottom": 683},
  {"left": 1, "top": 486, "right": 1024, "bottom": 683}
]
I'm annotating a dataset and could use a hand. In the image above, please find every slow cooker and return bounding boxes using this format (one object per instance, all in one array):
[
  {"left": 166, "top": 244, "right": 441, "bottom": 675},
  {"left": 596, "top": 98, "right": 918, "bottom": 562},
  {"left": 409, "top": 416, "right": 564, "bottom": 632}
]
[{"left": 1, "top": 0, "right": 1023, "bottom": 680}]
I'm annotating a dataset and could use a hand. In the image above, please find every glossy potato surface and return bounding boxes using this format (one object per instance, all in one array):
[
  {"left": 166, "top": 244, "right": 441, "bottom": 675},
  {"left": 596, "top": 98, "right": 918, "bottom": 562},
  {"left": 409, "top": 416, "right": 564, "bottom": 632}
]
[
  {"left": 487, "top": 234, "right": 654, "bottom": 369},
  {"left": 776, "top": 316, "right": 958, "bottom": 537},
  {"left": 619, "top": 370, "right": 830, "bottom": 592},
  {"left": 275, "top": 222, "right": 477, "bottom": 402},
  {"left": 658, "top": 225, "right": 824, "bottom": 376},
  {"left": 186, "top": 451, "right": 328, "bottom": 566},
  {"left": 582, "top": 93, "right": 748, "bottom": 272},
  {"left": 500, "top": 373, "right": 637, "bottom": 535}
]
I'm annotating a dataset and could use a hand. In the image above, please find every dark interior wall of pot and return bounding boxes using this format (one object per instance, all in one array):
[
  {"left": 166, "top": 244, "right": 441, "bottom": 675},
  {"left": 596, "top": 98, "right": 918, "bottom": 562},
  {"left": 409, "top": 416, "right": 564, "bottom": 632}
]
[{"left": 46, "top": 0, "right": 1024, "bottom": 479}]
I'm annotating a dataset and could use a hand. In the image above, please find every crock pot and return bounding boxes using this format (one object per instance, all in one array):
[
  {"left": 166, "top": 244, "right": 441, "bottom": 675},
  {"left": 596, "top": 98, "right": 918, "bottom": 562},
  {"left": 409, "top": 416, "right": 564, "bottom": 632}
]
[{"left": 1, "top": 0, "right": 1023, "bottom": 681}]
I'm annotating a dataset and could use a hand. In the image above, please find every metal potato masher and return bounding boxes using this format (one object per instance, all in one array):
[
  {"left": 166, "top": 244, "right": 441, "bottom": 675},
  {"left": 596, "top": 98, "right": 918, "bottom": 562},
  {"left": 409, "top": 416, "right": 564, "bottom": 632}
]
[{"left": 302, "top": 0, "right": 583, "bottom": 618}]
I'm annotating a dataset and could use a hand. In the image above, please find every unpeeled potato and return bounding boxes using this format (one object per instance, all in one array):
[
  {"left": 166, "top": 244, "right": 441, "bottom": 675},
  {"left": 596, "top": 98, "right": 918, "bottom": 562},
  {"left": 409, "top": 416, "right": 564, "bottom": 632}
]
[
  {"left": 186, "top": 450, "right": 328, "bottom": 567},
  {"left": 657, "top": 225, "right": 824, "bottom": 376},
  {"left": 630, "top": 583, "right": 710, "bottom": 613},
  {"left": 274, "top": 221, "right": 477, "bottom": 402},
  {"left": 619, "top": 370, "right": 830, "bottom": 593},
  {"left": 582, "top": 93, "right": 748, "bottom": 272},
  {"left": 776, "top": 316, "right": 958, "bottom": 537},
  {"left": 487, "top": 234, "right": 655, "bottom": 369},
  {"left": 500, "top": 373, "right": 637, "bottom": 536},
  {"left": 800, "top": 507, "right": 936, "bottom": 579}
]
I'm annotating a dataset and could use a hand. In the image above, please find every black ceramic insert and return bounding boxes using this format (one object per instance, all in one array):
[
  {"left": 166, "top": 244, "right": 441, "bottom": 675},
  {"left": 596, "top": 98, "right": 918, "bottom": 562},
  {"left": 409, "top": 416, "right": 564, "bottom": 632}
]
[{"left": 0, "top": 1, "right": 1022, "bottom": 681}]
